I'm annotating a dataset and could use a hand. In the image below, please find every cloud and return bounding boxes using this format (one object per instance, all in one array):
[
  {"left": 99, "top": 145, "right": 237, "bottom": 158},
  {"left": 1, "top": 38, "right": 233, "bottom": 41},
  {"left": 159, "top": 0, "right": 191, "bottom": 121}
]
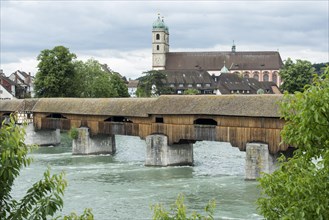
[{"left": 1, "top": 0, "right": 328, "bottom": 78}]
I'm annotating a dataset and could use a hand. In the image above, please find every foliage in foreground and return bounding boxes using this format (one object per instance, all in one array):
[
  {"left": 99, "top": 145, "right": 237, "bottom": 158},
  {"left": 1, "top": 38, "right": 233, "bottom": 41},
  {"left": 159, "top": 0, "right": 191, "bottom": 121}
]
[
  {"left": 152, "top": 194, "right": 216, "bottom": 220},
  {"left": 257, "top": 66, "right": 329, "bottom": 219},
  {"left": 0, "top": 117, "right": 93, "bottom": 219}
]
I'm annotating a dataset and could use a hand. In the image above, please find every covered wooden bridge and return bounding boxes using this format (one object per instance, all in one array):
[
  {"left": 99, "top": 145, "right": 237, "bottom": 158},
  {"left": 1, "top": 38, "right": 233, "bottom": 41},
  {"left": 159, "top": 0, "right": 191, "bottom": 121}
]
[
  {"left": 1, "top": 95, "right": 288, "bottom": 178},
  {"left": 1, "top": 95, "right": 287, "bottom": 154}
]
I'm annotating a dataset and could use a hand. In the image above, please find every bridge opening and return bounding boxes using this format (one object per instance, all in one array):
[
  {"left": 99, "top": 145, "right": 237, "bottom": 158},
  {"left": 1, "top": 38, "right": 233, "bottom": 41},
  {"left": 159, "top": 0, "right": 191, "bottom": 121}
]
[
  {"left": 104, "top": 116, "right": 133, "bottom": 123},
  {"left": 46, "top": 113, "right": 67, "bottom": 119},
  {"left": 194, "top": 118, "right": 217, "bottom": 126}
]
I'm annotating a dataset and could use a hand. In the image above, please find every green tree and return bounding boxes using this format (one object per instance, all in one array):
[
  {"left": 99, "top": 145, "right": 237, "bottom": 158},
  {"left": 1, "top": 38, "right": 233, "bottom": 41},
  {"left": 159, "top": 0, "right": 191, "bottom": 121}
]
[
  {"left": 312, "top": 62, "right": 329, "bottom": 75},
  {"left": 34, "top": 46, "right": 78, "bottom": 97},
  {"left": 152, "top": 194, "right": 216, "bottom": 220},
  {"left": 0, "top": 117, "right": 93, "bottom": 219},
  {"left": 108, "top": 73, "right": 130, "bottom": 97},
  {"left": 74, "top": 59, "right": 129, "bottom": 98},
  {"left": 184, "top": 89, "right": 199, "bottom": 95},
  {"left": 137, "top": 70, "right": 170, "bottom": 97},
  {"left": 257, "top": 67, "right": 329, "bottom": 219},
  {"left": 279, "top": 58, "right": 315, "bottom": 93}
]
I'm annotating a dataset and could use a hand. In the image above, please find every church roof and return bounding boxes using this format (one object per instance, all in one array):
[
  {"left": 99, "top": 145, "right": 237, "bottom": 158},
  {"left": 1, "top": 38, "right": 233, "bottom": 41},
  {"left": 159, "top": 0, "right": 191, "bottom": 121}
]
[
  {"left": 165, "top": 51, "right": 283, "bottom": 71},
  {"left": 162, "top": 69, "right": 214, "bottom": 85}
]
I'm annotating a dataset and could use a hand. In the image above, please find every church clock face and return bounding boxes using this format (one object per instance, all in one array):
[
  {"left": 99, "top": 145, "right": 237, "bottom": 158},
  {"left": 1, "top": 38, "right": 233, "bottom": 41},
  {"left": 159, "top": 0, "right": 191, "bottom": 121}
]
[{"left": 154, "top": 57, "right": 161, "bottom": 65}]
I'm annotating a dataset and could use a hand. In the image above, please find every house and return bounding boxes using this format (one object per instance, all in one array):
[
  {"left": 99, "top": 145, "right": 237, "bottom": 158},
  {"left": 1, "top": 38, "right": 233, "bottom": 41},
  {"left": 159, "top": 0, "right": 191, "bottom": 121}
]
[
  {"left": 214, "top": 73, "right": 281, "bottom": 95},
  {"left": 127, "top": 80, "right": 139, "bottom": 97},
  {"left": 151, "top": 14, "right": 283, "bottom": 86},
  {"left": 0, "top": 70, "right": 16, "bottom": 100},
  {"left": 8, "top": 70, "right": 34, "bottom": 98},
  {"left": 160, "top": 69, "right": 280, "bottom": 95},
  {"left": 163, "top": 69, "right": 215, "bottom": 94}
]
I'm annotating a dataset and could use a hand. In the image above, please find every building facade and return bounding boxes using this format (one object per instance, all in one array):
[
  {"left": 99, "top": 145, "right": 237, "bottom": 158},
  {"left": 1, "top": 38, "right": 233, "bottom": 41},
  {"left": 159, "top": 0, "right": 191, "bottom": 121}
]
[{"left": 152, "top": 15, "right": 283, "bottom": 87}]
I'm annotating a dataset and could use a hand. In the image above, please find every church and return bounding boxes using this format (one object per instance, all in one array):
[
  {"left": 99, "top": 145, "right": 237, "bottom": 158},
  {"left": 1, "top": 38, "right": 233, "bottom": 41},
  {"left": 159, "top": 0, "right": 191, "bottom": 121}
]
[{"left": 151, "top": 14, "right": 283, "bottom": 94}]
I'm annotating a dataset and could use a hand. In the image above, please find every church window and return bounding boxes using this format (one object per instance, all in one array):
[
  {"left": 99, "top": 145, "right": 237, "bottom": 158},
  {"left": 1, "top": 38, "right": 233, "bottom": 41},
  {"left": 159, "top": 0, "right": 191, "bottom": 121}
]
[
  {"left": 272, "top": 73, "right": 277, "bottom": 83},
  {"left": 156, "top": 34, "right": 160, "bottom": 40},
  {"left": 263, "top": 72, "right": 269, "bottom": 81},
  {"left": 254, "top": 74, "right": 259, "bottom": 80},
  {"left": 156, "top": 45, "right": 160, "bottom": 50}
]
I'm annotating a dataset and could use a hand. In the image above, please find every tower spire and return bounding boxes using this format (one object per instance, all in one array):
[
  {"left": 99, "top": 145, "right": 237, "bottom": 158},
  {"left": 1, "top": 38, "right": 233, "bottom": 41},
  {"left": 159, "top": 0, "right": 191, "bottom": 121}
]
[{"left": 232, "top": 40, "right": 236, "bottom": 52}]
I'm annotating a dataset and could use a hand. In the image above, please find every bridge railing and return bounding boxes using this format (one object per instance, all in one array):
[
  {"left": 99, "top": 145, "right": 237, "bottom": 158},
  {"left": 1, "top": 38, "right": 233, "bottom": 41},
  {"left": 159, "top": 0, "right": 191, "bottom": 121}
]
[{"left": 41, "top": 118, "right": 71, "bottom": 130}]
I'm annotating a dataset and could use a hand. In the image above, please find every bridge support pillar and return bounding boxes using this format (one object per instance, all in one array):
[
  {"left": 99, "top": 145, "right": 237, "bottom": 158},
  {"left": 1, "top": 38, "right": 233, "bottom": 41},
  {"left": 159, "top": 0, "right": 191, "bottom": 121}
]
[
  {"left": 245, "top": 143, "right": 276, "bottom": 180},
  {"left": 72, "top": 127, "right": 116, "bottom": 155},
  {"left": 24, "top": 124, "right": 61, "bottom": 146},
  {"left": 145, "top": 134, "right": 193, "bottom": 166}
]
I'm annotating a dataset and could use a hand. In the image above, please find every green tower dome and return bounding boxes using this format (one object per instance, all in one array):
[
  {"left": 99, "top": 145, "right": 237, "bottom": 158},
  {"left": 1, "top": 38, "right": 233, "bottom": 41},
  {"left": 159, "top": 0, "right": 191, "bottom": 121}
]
[
  {"left": 220, "top": 61, "right": 229, "bottom": 73},
  {"left": 152, "top": 14, "right": 169, "bottom": 32}
]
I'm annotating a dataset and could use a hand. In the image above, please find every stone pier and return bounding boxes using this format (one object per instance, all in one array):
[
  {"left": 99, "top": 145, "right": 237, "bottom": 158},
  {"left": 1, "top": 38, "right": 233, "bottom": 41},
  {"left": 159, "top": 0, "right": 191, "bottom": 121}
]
[
  {"left": 72, "top": 127, "right": 116, "bottom": 155},
  {"left": 145, "top": 134, "right": 193, "bottom": 166},
  {"left": 24, "top": 123, "right": 61, "bottom": 146},
  {"left": 245, "top": 142, "right": 276, "bottom": 180}
]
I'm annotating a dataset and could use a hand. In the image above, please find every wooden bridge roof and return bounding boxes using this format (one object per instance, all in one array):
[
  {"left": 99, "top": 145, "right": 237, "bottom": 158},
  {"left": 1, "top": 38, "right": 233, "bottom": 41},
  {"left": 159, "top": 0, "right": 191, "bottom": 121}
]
[
  {"left": 31, "top": 98, "right": 156, "bottom": 117},
  {"left": 0, "top": 95, "right": 283, "bottom": 118},
  {"left": 152, "top": 95, "right": 282, "bottom": 117},
  {"left": 0, "top": 99, "right": 37, "bottom": 112}
]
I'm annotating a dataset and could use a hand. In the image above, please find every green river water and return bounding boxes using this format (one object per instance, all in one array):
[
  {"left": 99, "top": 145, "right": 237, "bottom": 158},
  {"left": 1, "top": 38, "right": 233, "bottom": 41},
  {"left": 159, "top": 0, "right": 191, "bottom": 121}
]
[{"left": 12, "top": 134, "right": 263, "bottom": 219}]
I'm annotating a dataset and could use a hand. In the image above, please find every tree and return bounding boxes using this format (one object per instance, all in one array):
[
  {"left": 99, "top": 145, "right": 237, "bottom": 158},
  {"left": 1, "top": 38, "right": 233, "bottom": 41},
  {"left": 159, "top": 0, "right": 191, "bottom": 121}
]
[
  {"left": 152, "top": 194, "right": 216, "bottom": 220},
  {"left": 257, "top": 67, "right": 329, "bottom": 219},
  {"left": 108, "top": 73, "right": 130, "bottom": 97},
  {"left": 0, "top": 117, "right": 93, "bottom": 219},
  {"left": 279, "top": 58, "right": 315, "bottom": 93},
  {"left": 312, "top": 62, "right": 329, "bottom": 75},
  {"left": 34, "top": 46, "right": 78, "bottom": 97},
  {"left": 74, "top": 59, "right": 129, "bottom": 98},
  {"left": 137, "top": 70, "right": 170, "bottom": 97}
]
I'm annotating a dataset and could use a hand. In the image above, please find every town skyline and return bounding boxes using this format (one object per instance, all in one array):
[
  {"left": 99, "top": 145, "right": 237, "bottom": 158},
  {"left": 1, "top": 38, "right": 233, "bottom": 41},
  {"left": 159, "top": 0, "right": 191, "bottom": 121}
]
[{"left": 1, "top": 0, "right": 328, "bottom": 79}]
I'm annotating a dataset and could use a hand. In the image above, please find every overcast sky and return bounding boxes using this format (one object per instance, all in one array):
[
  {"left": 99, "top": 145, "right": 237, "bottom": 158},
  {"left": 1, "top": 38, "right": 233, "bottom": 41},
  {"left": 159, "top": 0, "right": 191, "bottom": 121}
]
[{"left": 1, "top": 0, "right": 328, "bottom": 79}]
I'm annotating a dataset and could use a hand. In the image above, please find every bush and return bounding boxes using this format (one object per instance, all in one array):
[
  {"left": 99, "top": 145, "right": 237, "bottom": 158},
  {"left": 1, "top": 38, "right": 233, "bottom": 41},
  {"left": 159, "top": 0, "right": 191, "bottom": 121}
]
[
  {"left": 69, "top": 127, "right": 79, "bottom": 139},
  {"left": 151, "top": 194, "right": 216, "bottom": 220},
  {"left": 257, "top": 66, "right": 329, "bottom": 219}
]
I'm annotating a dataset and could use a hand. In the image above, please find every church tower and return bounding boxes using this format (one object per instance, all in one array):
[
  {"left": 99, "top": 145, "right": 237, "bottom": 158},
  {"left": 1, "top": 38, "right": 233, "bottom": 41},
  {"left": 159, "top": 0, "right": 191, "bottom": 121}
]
[{"left": 152, "top": 14, "right": 169, "bottom": 70}]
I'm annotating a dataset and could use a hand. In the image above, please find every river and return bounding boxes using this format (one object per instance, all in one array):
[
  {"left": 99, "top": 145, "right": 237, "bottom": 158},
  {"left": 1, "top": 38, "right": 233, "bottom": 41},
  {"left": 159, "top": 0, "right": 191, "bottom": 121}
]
[{"left": 12, "top": 134, "right": 263, "bottom": 219}]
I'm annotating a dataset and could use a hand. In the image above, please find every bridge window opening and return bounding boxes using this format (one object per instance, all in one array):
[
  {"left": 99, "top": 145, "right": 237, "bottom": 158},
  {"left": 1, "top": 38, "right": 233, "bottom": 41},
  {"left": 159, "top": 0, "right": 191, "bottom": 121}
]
[
  {"left": 155, "top": 117, "right": 164, "bottom": 123},
  {"left": 104, "top": 116, "right": 132, "bottom": 123},
  {"left": 46, "top": 113, "right": 67, "bottom": 119},
  {"left": 194, "top": 118, "right": 217, "bottom": 126}
]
